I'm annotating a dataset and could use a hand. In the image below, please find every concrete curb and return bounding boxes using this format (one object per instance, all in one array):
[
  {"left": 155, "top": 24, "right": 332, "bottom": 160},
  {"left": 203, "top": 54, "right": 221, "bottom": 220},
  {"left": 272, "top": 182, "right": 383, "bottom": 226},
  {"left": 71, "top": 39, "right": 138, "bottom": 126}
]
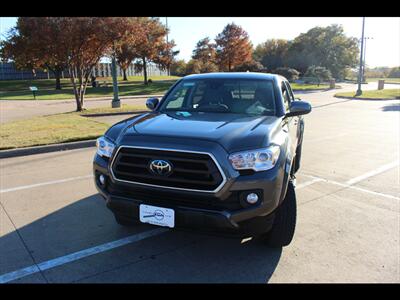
[
  {"left": 0, "top": 139, "right": 96, "bottom": 159},
  {"left": 1, "top": 94, "right": 164, "bottom": 103},
  {"left": 334, "top": 95, "right": 400, "bottom": 101},
  {"left": 81, "top": 111, "right": 148, "bottom": 117}
]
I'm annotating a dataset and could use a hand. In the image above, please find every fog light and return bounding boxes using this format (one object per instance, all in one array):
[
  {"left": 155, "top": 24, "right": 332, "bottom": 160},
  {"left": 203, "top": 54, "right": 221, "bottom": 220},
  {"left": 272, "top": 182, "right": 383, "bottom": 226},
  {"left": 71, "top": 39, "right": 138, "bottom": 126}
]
[
  {"left": 99, "top": 174, "right": 106, "bottom": 185},
  {"left": 246, "top": 193, "right": 259, "bottom": 204}
]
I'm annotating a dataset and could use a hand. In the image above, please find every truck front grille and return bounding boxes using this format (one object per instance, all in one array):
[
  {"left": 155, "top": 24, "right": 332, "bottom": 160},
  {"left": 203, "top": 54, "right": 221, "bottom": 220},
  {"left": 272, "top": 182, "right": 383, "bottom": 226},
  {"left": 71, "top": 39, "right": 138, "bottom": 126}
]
[{"left": 110, "top": 147, "right": 225, "bottom": 192}]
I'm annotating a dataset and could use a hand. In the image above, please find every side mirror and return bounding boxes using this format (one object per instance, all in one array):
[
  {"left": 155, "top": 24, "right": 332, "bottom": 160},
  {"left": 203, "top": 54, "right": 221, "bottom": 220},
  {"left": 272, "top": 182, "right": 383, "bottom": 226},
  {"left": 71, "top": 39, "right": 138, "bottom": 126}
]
[
  {"left": 285, "top": 100, "right": 312, "bottom": 118},
  {"left": 146, "top": 97, "right": 159, "bottom": 110}
]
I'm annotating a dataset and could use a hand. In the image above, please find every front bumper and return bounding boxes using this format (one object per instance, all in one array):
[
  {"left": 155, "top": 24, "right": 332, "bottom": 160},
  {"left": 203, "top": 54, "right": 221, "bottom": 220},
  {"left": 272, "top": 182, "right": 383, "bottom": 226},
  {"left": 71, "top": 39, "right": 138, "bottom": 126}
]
[{"left": 93, "top": 142, "right": 287, "bottom": 237}]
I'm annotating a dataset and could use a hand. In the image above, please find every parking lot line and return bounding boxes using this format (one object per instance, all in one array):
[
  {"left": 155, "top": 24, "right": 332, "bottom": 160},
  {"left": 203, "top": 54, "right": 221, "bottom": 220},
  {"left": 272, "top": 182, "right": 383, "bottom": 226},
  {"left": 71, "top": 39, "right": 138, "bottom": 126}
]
[
  {"left": 0, "top": 175, "right": 93, "bottom": 194},
  {"left": 346, "top": 160, "right": 399, "bottom": 186},
  {"left": 0, "top": 227, "right": 168, "bottom": 283},
  {"left": 303, "top": 174, "right": 400, "bottom": 201},
  {"left": 296, "top": 178, "right": 323, "bottom": 189}
]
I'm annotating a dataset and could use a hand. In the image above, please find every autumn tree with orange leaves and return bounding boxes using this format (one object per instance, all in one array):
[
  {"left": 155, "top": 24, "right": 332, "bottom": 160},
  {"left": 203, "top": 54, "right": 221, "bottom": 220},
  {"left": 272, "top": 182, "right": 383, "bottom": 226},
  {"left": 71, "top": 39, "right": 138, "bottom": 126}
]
[
  {"left": 215, "top": 23, "right": 253, "bottom": 72},
  {"left": 1, "top": 17, "right": 134, "bottom": 111},
  {"left": 115, "top": 18, "right": 144, "bottom": 81},
  {"left": 1, "top": 18, "right": 68, "bottom": 90},
  {"left": 130, "top": 18, "right": 168, "bottom": 85},
  {"left": 61, "top": 17, "right": 134, "bottom": 111},
  {"left": 153, "top": 39, "right": 179, "bottom": 76}
]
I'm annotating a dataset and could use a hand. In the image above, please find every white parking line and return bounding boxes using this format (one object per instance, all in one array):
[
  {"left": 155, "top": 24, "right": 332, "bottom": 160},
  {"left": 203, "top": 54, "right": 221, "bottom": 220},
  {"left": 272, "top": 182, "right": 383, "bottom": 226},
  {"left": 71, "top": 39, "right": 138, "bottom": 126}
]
[
  {"left": 0, "top": 175, "right": 93, "bottom": 194},
  {"left": 296, "top": 178, "right": 323, "bottom": 189},
  {"left": 346, "top": 161, "right": 399, "bottom": 186},
  {"left": 0, "top": 227, "right": 168, "bottom": 283},
  {"left": 306, "top": 133, "right": 350, "bottom": 143},
  {"left": 303, "top": 174, "right": 400, "bottom": 200}
]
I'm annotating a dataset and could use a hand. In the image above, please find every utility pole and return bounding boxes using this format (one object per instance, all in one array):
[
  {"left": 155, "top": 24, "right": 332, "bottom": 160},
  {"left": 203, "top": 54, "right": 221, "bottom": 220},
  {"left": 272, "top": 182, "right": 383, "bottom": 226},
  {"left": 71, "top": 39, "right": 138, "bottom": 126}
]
[
  {"left": 111, "top": 42, "right": 120, "bottom": 108},
  {"left": 356, "top": 17, "right": 365, "bottom": 96},
  {"left": 166, "top": 17, "right": 170, "bottom": 76}
]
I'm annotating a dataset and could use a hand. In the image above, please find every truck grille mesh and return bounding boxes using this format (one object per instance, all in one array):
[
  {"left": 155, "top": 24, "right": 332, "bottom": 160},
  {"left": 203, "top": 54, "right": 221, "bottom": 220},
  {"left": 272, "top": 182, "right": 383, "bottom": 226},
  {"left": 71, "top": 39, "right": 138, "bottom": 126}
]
[{"left": 111, "top": 147, "right": 224, "bottom": 191}]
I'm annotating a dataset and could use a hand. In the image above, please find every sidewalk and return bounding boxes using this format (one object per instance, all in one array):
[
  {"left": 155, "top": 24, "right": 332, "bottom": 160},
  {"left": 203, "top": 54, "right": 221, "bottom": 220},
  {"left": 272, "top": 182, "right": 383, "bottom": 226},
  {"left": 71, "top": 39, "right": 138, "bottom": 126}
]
[{"left": 0, "top": 94, "right": 163, "bottom": 124}]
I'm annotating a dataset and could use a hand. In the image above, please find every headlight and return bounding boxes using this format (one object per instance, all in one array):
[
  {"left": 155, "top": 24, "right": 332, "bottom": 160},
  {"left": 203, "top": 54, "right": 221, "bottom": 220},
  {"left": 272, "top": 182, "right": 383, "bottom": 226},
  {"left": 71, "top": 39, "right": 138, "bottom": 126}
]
[
  {"left": 96, "top": 136, "right": 115, "bottom": 158},
  {"left": 228, "top": 145, "right": 280, "bottom": 172}
]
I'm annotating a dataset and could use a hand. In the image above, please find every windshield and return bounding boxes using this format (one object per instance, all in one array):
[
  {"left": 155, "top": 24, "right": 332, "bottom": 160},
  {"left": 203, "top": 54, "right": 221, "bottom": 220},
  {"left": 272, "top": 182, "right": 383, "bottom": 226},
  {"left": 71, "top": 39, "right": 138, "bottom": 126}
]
[{"left": 159, "top": 78, "right": 276, "bottom": 116}]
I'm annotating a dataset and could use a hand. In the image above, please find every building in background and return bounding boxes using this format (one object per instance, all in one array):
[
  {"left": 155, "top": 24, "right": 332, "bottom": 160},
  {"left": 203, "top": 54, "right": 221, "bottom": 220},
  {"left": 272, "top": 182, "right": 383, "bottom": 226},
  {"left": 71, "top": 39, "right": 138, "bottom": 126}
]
[{"left": 0, "top": 62, "right": 167, "bottom": 81}]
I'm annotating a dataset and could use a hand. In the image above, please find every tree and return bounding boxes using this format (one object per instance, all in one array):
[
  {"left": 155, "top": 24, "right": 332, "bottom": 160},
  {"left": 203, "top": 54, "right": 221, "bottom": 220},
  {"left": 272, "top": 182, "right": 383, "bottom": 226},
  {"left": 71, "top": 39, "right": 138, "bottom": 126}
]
[
  {"left": 215, "top": 23, "right": 253, "bottom": 72},
  {"left": 199, "top": 60, "right": 219, "bottom": 73},
  {"left": 192, "top": 37, "right": 217, "bottom": 63},
  {"left": 273, "top": 67, "right": 300, "bottom": 81},
  {"left": 233, "top": 60, "right": 263, "bottom": 72},
  {"left": 253, "top": 39, "right": 290, "bottom": 71},
  {"left": 1, "top": 17, "right": 69, "bottom": 90},
  {"left": 185, "top": 59, "right": 202, "bottom": 75},
  {"left": 130, "top": 17, "right": 168, "bottom": 85},
  {"left": 170, "top": 59, "right": 187, "bottom": 76},
  {"left": 153, "top": 39, "right": 180, "bottom": 75},
  {"left": 388, "top": 67, "right": 400, "bottom": 78},
  {"left": 304, "top": 65, "right": 332, "bottom": 85},
  {"left": 116, "top": 43, "right": 138, "bottom": 81},
  {"left": 58, "top": 17, "right": 132, "bottom": 111},
  {"left": 286, "top": 24, "right": 359, "bottom": 79}
]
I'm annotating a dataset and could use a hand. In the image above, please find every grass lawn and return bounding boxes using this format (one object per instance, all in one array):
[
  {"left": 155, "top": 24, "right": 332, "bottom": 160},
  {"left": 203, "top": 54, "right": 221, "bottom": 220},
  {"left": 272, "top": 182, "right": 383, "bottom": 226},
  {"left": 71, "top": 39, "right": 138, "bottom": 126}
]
[
  {"left": 290, "top": 83, "right": 331, "bottom": 90},
  {"left": 80, "top": 104, "right": 148, "bottom": 115},
  {"left": 0, "top": 113, "right": 110, "bottom": 150},
  {"left": 334, "top": 89, "right": 400, "bottom": 100},
  {"left": 366, "top": 78, "right": 400, "bottom": 84},
  {"left": 0, "top": 103, "right": 152, "bottom": 149},
  {"left": 0, "top": 76, "right": 179, "bottom": 100},
  {"left": 346, "top": 77, "right": 400, "bottom": 84}
]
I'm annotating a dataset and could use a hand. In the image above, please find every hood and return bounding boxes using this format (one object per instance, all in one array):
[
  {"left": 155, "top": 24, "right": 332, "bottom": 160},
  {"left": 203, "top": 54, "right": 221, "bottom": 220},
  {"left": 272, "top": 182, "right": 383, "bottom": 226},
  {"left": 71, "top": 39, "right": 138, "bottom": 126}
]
[{"left": 118, "top": 112, "right": 281, "bottom": 152}]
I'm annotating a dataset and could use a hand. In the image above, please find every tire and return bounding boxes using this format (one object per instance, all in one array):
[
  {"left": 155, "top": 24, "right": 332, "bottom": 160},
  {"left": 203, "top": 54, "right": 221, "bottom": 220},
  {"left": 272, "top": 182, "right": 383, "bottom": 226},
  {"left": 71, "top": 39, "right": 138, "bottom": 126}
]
[
  {"left": 114, "top": 213, "right": 138, "bottom": 227},
  {"left": 264, "top": 181, "right": 297, "bottom": 247}
]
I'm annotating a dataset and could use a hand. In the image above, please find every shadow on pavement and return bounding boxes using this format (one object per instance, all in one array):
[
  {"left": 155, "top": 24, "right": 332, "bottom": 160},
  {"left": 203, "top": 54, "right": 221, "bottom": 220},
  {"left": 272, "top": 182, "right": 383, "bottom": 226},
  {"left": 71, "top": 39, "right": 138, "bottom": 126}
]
[
  {"left": 381, "top": 103, "right": 400, "bottom": 112},
  {"left": 1, "top": 193, "right": 282, "bottom": 283}
]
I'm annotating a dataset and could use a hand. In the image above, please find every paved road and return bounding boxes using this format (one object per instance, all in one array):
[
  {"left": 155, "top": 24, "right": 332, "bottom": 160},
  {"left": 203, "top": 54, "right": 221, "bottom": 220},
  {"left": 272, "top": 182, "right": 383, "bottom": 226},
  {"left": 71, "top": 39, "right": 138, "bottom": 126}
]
[
  {"left": 0, "top": 88, "right": 399, "bottom": 283},
  {"left": 1, "top": 82, "right": 399, "bottom": 124}
]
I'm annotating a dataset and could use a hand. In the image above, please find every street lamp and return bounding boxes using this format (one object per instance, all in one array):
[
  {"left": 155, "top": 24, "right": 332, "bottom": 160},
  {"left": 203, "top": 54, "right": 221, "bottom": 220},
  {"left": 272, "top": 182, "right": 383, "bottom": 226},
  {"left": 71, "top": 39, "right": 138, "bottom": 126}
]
[
  {"left": 111, "top": 42, "right": 120, "bottom": 108},
  {"left": 356, "top": 17, "right": 366, "bottom": 96},
  {"left": 166, "top": 17, "right": 170, "bottom": 76},
  {"left": 362, "top": 36, "right": 373, "bottom": 82}
]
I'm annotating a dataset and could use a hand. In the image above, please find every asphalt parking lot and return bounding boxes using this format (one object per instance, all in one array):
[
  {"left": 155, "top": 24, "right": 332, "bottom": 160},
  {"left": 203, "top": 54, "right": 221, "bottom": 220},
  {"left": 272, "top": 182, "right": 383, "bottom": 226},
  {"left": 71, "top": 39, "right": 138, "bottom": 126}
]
[{"left": 0, "top": 87, "right": 399, "bottom": 283}]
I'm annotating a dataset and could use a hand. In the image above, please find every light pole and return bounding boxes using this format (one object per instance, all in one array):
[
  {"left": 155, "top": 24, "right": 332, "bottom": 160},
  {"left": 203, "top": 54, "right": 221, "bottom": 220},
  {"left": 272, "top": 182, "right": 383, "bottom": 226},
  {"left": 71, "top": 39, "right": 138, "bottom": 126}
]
[
  {"left": 356, "top": 17, "right": 366, "bottom": 96},
  {"left": 166, "top": 17, "right": 170, "bottom": 76},
  {"left": 111, "top": 43, "right": 120, "bottom": 108},
  {"left": 362, "top": 36, "right": 373, "bottom": 82}
]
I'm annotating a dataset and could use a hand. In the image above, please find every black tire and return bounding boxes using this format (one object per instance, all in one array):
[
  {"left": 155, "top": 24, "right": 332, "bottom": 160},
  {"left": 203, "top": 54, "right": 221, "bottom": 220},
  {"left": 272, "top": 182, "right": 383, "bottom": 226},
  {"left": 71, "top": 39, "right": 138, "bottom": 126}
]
[
  {"left": 114, "top": 213, "right": 138, "bottom": 227},
  {"left": 264, "top": 181, "right": 297, "bottom": 247}
]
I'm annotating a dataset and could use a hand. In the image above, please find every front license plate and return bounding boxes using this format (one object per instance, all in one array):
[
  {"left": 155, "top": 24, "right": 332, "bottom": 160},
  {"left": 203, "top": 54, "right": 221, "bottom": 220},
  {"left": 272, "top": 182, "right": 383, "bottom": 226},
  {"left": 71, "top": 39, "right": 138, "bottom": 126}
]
[{"left": 139, "top": 204, "right": 175, "bottom": 228}]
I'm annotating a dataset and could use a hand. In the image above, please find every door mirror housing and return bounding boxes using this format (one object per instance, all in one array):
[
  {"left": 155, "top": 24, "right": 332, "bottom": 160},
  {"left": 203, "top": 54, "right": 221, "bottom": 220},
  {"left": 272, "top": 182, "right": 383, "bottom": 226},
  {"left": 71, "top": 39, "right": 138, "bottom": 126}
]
[
  {"left": 146, "top": 97, "right": 159, "bottom": 110},
  {"left": 285, "top": 100, "right": 312, "bottom": 118}
]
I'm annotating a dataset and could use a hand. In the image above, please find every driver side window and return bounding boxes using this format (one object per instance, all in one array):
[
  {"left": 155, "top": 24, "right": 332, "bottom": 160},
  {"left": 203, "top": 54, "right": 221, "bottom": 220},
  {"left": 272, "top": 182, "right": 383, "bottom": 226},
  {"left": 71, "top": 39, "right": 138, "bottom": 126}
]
[
  {"left": 281, "top": 82, "right": 291, "bottom": 111},
  {"left": 165, "top": 86, "right": 191, "bottom": 109}
]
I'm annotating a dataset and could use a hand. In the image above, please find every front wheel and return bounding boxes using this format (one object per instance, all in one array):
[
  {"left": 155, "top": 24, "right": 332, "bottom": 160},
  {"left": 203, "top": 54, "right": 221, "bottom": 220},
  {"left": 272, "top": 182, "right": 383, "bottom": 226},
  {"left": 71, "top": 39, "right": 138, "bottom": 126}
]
[{"left": 263, "top": 181, "right": 297, "bottom": 247}]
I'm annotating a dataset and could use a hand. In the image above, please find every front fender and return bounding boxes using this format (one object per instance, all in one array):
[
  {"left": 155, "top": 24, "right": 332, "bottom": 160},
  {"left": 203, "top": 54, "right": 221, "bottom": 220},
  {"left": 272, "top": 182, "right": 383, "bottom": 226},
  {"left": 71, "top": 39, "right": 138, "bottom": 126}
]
[{"left": 278, "top": 134, "right": 294, "bottom": 205}]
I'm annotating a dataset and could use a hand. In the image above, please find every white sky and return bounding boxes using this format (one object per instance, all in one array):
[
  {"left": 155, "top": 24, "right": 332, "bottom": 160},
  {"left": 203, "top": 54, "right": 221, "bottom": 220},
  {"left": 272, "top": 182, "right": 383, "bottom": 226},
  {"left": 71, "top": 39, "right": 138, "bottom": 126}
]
[{"left": 1, "top": 17, "right": 399, "bottom": 68}]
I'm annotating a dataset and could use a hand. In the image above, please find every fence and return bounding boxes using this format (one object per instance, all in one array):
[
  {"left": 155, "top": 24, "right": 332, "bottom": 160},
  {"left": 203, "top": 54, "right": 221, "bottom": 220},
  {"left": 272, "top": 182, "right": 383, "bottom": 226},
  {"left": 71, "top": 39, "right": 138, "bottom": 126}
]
[{"left": 0, "top": 62, "right": 167, "bottom": 81}]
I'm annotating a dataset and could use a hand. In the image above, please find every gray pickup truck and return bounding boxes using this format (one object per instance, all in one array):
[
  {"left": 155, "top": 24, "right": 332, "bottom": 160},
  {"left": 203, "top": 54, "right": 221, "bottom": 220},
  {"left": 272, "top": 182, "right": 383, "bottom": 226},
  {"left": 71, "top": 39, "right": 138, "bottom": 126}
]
[{"left": 93, "top": 72, "right": 311, "bottom": 247}]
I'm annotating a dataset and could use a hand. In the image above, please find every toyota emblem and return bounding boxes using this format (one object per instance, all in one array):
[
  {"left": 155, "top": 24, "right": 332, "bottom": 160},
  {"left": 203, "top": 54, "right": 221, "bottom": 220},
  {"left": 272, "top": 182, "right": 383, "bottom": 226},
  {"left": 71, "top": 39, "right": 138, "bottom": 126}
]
[{"left": 149, "top": 159, "right": 173, "bottom": 176}]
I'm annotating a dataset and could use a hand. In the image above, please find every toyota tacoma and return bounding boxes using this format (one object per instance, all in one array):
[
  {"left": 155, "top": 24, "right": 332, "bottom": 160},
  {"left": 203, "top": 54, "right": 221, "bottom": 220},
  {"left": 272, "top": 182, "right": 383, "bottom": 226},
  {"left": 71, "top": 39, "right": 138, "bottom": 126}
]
[{"left": 93, "top": 73, "right": 311, "bottom": 247}]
